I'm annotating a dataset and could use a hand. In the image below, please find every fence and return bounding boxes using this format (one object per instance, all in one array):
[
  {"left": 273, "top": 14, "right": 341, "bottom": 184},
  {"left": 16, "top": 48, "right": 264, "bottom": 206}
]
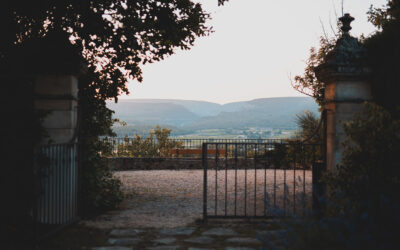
[
  {"left": 202, "top": 142, "right": 323, "bottom": 220},
  {"left": 104, "top": 137, "right": 285, "bottom": 158},
  {"left": 34, "top": 143, "right": 79, "bottom": 240}
]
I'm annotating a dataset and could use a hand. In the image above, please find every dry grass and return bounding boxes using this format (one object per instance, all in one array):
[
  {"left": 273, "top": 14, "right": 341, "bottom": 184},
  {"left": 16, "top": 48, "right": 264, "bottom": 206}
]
[{"left": 84, "top": 169, "right": 312, "bottom": 229}]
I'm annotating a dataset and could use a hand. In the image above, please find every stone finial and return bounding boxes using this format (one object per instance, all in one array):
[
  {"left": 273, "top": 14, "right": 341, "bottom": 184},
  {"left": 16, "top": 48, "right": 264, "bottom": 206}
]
[
  {"left": 339, "top": 13, "right": 355, "bottom": 36},
  {"left": 315, "top": 13, "right": 368, "bottom": 82}
]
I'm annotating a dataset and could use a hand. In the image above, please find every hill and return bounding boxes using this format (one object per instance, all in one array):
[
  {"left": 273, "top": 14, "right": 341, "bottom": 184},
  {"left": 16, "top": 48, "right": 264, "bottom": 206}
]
[
  {"left": 188, "top": 97, "right": 319, "bottom": 130},
  {"left": 109, "top": 99, "right": 222, "bottom": 117},
  {"left": 107, "top": 101, "right": 198, "bottom": 126},
  {"left": 107, "top": 97, "right": 319, "bottom": 136}
]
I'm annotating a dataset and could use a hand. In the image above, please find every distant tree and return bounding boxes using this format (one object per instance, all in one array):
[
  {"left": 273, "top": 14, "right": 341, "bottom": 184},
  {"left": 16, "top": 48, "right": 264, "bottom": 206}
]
[
  {"left": 291, "top": 36, "right": 336, "bottom": 107},
  {"left": 295, "top": 110, "right": 322, "bottom": 144},
  {"left": 115, "top": 126, "right": 183, "bottom": 157}
]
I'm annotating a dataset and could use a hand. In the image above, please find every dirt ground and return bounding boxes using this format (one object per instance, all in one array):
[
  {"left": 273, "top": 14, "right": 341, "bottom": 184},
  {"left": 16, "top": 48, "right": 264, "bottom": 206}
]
[{"left": 83, "top": 169, "right": 312, "bottom": 229}]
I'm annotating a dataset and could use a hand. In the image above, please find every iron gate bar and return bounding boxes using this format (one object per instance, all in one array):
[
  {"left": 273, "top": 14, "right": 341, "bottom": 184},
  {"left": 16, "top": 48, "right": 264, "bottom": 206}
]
[
  {"left": 59, "top": 145, "right": 62, "bottom": 223},
  {"left": 244, "top": 144, "right": 247, "bottom": 216},
  {"left": 35, "top": 143, "right": 79, "bottom": 242},
  {"left": 264, "top": 144, "right": 267, "bottom": 216},
  {"left": 52, "top": 145, "right": 54, "bottom": 222},
  {"left": 46, "top": 146, "right": 50, "bottom": 223},
  {"left": 57, "top": 145, "right": 60, "bottom": 224},
  {"left": 54, "top": 146, "right": 57, "bottom": 223},
  {"left": 60, "top": 145, "right": 63, "bottom": 223},
  {"left": 293, "top": 144, "right": 296, "bottom": 215},
  {"left": 61, "top": 146, "right": 64, "bottom": 224},
  {"left": 300, "top": 144, "right": 304, "bottom": 216},
  {"left": 215, "top": 145, "right": 218, "bottom": 216},
  {"left": 58, "top": 145, "right": 62, "bottom": 223},
  {"left": 234, "top": 144, "right": 238, "bottom": 216},
  {"left": 274, "top": 148, "right": 277, "bottom": 210},
  {"left": 52, "top": 146, "right": 55, "bottom": 223},
  {"left": 203, "top": 142, "right": 322, "bottom": 220},
  {"left": 225, "top": 143, "right": 228, "bottom": 216},
  {"left": 283, "top": 150, "right": 287, "bottom": 216},
  {"left": 202, "top": 143, "right": 207, "bottom": 221},
  {"left": 65, "top": 146, "right": 68, "bottom": 220},
  {"left": 308, "top": 144, "right": 315, "bottom": 216},
  {"left": 254, "top": 143, "right": 257, "bottom": 216}
]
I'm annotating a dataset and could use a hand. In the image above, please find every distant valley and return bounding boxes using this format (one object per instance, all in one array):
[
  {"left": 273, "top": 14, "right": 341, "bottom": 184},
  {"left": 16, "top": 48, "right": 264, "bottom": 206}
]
[{"left": 107, "top": 97, "right": 319, "bottom": 138}]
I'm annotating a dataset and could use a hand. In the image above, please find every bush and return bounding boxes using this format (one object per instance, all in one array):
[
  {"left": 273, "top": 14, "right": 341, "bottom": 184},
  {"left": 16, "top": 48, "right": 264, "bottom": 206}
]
[
  {"left": 110, "top": 126, "right": 183, "bottom": 158},
  {"left": 264, "top": 103, "right": 400, "bottom": 250},
  {"left": 326, "top": 103, "right": 400, "bottom": 217},
  {"left": 79, "top": 82, "right": 124, "bottom": 215}
]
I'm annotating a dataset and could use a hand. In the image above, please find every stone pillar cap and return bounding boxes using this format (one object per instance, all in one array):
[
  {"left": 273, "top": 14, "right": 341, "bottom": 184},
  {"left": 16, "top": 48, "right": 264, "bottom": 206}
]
[{"left": 315, "top": 14, "right": 369, "bottom": 83}]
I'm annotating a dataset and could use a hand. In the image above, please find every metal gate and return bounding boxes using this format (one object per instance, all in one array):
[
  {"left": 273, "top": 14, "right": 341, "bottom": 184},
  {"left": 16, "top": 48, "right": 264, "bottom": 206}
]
[
  {"left": 202, "top": 141, "right": 323, "bottom": 220},
  {"left": 34, "top": 143, "right": 79, "bottom": 240}
]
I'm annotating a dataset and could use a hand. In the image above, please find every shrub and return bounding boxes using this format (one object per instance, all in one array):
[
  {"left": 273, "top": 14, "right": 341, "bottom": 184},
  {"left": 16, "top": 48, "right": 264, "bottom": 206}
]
[
  {"left": 112, "top": 126, "right": 183, "bottom": 158},
  {"left": 262, "top": 103, "right": 400, "bottom": 250}
]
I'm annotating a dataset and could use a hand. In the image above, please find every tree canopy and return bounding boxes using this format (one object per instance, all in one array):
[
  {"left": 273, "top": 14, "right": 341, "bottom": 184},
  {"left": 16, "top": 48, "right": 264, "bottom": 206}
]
[
  {"left": 365, "top": 0, "right": 400, "bottom": 112},
  {"left": 1, "top": 0, "right": 230, "bottom": 226},
  {"left": 1, "top": 0, "right": 228, "bottom": 99}
]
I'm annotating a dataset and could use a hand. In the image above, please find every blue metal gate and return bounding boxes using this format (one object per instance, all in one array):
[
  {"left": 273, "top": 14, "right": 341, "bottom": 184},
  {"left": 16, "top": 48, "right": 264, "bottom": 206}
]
[{"left": 35, "top": 143, "right": 79, "bottom": 233}]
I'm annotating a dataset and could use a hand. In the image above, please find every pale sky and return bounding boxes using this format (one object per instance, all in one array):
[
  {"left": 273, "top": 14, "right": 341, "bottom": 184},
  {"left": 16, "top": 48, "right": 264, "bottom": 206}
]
[{"left": 119, "top": 0, "right": 387, "bottom": 104}]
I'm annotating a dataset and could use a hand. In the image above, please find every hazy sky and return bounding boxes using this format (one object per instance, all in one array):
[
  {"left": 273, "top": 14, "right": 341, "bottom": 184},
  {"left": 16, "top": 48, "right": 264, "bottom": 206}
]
[{"left": 119, "top": 0, "right": 387, "bottom": 104}]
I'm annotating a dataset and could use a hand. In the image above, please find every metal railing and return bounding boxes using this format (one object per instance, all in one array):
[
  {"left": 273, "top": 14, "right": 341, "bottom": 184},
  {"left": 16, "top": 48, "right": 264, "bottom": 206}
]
[
  {"left": 202, "top": 142, "right": 323, "bottom": 220},
  {"left": 104, "top": 137, "right": 285, "bottom": 158},
  {"left": 34, "top": 143, "right": 79, "bottom": 240}
]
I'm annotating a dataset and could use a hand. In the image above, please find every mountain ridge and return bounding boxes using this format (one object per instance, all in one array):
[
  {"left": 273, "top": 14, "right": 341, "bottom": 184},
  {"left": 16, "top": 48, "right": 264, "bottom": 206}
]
[{"left": 107, "top": 97, "right": 319, "bottom": 133}]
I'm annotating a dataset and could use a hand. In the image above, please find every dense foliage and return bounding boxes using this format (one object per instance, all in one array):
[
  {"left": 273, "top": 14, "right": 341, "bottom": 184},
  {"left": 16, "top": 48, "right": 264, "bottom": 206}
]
[
  {"left": 1, "top": 80, "right": 50, "bottom": 248},
  {"left": 365, "top": 0, "right": 400, "bottom": 112},
  {"left": 326, "top": 0, "right": 400, "bottom": 208},
  {"left": 328, "top": 103, "right": 400, "bottom": 217},
  {"left": 1, "top": 0, "right": 228, "bottom": 92},
  {"left": 270, "top": 103, "right": 400, "bottom": 250},
  {"left": 1, "top": 0, "right": 229, "bottom": 235},
  {"left": 281, "top": 1, "right": 400, "bottom": 249}
]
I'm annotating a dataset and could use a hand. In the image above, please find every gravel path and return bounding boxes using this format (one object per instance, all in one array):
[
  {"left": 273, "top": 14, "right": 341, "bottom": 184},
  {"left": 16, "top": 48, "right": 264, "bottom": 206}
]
[{"left": 84, "top": 170, "right": 312, "bottom": 229}]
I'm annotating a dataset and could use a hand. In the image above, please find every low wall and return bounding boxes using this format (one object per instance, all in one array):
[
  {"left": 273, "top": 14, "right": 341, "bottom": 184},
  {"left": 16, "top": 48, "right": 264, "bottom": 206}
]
[
  {"left": 107, "top": 157, "right": 203, "bottom": 171},
  {"left": 107, "top": 157, "right": 274, "bottom": 171}
]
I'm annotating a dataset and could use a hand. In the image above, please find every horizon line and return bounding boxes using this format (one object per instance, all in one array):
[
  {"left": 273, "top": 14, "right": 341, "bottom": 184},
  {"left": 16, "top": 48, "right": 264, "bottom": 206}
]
[{"left": 114, "top": 95, "right": 312, "bottom": 105}]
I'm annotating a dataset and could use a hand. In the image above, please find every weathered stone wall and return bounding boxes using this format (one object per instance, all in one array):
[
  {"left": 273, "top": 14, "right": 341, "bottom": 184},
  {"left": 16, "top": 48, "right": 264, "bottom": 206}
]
[
  {"left": 324, "top": 79, "right": 372, "bottom": 171},
  {"left": 325, "top": 102, "right": 368, "bottom": 173},
  {"left": 35, "top": 75, "right": 78, "bottom": 144}
]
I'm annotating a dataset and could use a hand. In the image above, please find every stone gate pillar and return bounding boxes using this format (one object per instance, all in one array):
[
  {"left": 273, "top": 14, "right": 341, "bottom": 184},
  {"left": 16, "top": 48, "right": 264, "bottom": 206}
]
[
  {"left": 1, "top": 29, "right": 82, "bottom": 145},
  {"left": 316, "top": 14, "right": 371, "bottom": 173},
  {"left": 31, "top": 30, "right": 82, "bottom": 144},
  {"left": 35, "top": 75, "right": 79, "bottom": 144}
]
